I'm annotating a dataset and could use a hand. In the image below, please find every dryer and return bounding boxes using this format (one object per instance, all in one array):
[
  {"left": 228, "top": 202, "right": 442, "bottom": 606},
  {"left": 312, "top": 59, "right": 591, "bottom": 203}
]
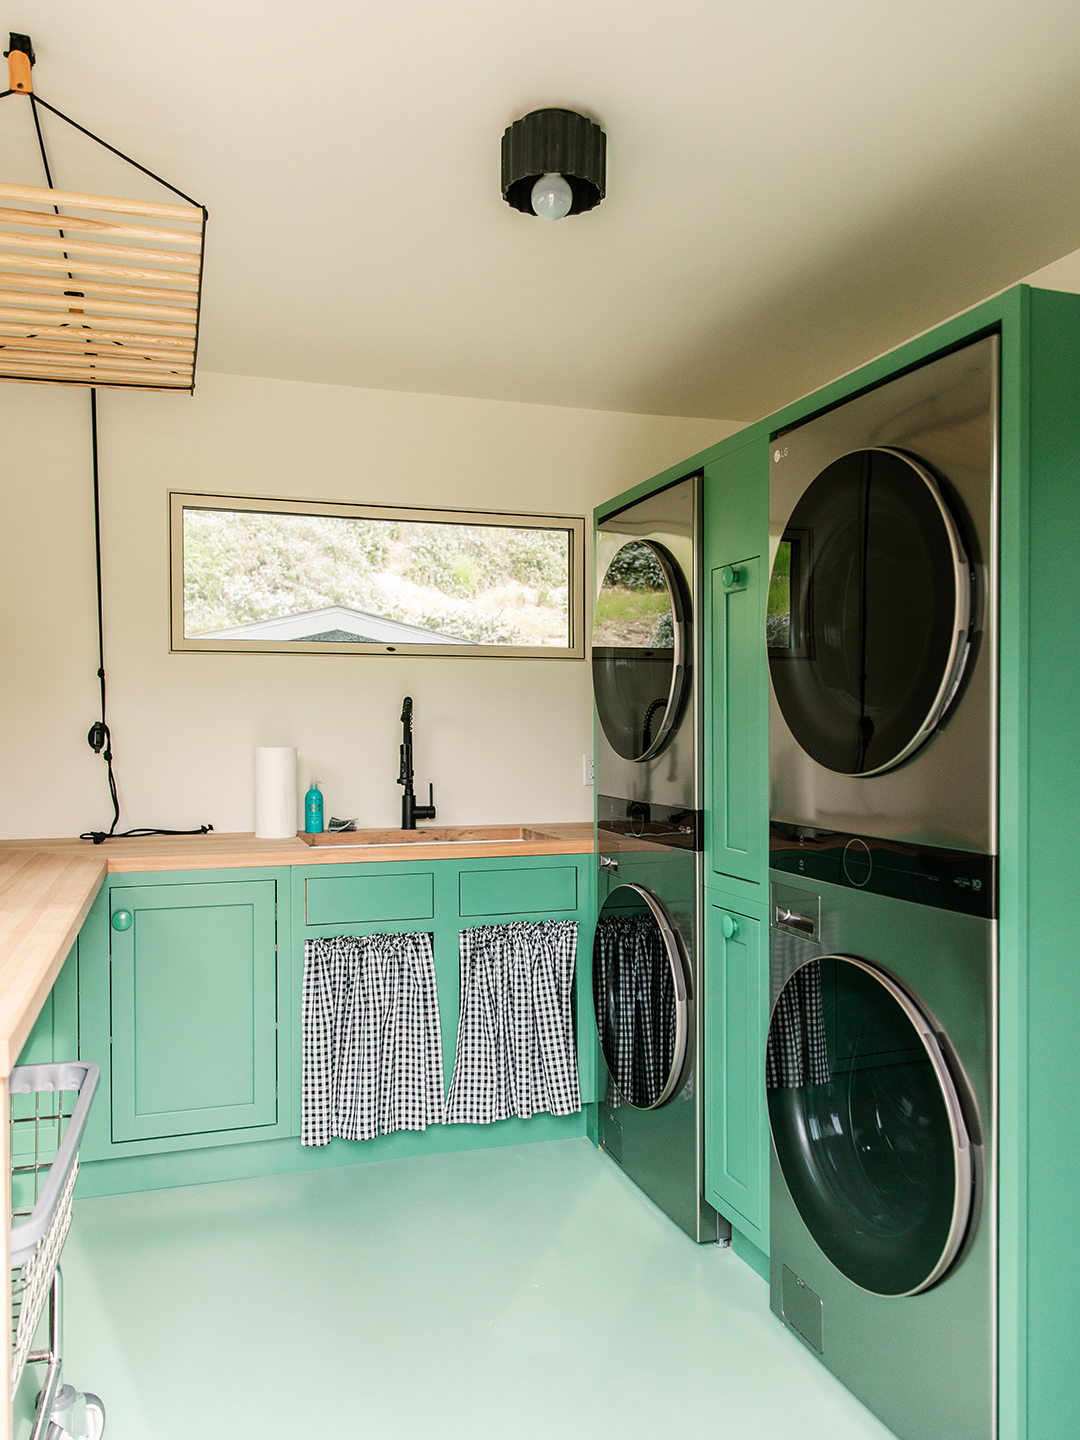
[
  {"left": 768, "top": 336, "right": 998, "bottom": 854},
  {"left": 592, "top": 474, "right": 720, "bottom": 1244},
  {"left": 765, "top": 843, "right": 994, "bottom": 1440}
]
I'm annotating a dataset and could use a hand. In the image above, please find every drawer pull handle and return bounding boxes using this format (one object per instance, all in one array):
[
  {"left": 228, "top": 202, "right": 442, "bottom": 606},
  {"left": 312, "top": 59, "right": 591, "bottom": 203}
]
[
  {"left": 721, "top": 914, "right": 739, "bottom": 939},
  {"left": 111, "top": 910, "right": 132, "bottom": 932}
]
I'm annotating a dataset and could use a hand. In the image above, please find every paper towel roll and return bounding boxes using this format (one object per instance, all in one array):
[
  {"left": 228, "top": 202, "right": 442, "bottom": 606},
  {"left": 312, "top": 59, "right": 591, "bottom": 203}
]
[{"left": 255, "top": 747, "right": 298, "bottom": 839}]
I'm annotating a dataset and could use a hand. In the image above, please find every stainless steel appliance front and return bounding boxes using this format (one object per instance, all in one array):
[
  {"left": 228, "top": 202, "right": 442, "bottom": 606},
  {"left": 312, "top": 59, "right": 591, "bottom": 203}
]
[
  {"left": 592, "top": 473, "right": 717, "bottom": 1243},
  {"left": 594, "top": 826, "right": 719, "bottom": 1243},
  {"left": 767, "top": 869, "right": 995, "bottom": 1440},
  {"left": 768, "top": 337, "right": 998, "bottom": 854},
  {"left": 595, "top": 476, "right": 698, "bottom": 810}
]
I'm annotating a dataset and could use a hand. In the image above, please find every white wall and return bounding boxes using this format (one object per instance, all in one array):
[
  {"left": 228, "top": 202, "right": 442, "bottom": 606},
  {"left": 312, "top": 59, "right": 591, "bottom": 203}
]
[{"left": 0, "top": 373, "right": 735, "bottom": 839}]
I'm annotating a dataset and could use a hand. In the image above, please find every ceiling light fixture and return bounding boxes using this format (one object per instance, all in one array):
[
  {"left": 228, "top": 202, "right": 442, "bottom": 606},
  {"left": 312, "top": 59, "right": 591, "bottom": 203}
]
[{"left": 501, "top": 108, "right": 606, "bottom": 220}]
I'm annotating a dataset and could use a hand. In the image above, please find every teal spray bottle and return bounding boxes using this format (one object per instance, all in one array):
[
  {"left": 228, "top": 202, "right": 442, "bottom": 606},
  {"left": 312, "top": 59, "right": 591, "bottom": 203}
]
[{"left": 304, "top": 777, "right": 324, "bottom": 834}]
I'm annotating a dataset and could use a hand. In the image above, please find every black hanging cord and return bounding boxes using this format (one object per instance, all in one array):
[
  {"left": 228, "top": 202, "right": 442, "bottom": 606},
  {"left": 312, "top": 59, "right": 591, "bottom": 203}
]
[
  {"left": 7, "top": 76, "right": 214, "bottom": 843},
  {"left": 19, "top": 91, "right": 203, "bottom": 209},
  {"left": 28, "top": 94, "right": 55, "bottom": 188},
  {"left": 78, "top": 392, "right": 213, "bottom": 844}
]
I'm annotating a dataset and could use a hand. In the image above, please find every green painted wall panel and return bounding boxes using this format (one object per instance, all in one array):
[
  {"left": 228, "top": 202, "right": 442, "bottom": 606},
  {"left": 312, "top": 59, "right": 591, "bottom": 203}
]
[
  {"left": 109, "top": 879, "right": 278, "bottom": 1142},
  {"left": 305, "top": 871, "right": 435, "bottom": 925},
  {"left": 458, "top": 864, "right": 577, "bottom": 917},
  {"left": 1015, "top": 288, "right": 1080, "bottom": 1440}
]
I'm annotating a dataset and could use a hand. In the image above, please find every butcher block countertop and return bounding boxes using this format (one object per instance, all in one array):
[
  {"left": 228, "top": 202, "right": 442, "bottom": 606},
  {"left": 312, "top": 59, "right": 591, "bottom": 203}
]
[{"left": 0, "top": 824, "right": 594, "bottom": 1078}]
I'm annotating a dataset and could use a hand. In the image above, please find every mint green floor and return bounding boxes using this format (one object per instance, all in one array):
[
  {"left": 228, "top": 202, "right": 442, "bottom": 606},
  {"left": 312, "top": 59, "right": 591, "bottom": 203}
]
[{"left": 56, "top": 1138, "right": 896, "bottom": 1439}]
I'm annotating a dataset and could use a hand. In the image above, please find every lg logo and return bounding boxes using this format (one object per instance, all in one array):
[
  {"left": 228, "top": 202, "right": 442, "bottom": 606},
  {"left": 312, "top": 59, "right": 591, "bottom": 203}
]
[{"left": 773, "top": 446, "right": 789, "bottom": 463}]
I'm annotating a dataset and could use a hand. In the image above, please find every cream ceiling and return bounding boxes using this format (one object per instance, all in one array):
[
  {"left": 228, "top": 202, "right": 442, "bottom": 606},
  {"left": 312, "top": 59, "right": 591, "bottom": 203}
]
[{"left": 7, "top": 0, "right": 1080, "bottom": 420}]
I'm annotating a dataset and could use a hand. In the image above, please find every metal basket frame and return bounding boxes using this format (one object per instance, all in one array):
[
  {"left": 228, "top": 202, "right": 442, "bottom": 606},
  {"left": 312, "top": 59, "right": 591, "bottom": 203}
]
[{"left": 8, "top": 1062, "right": 99, "bottom": 1435}]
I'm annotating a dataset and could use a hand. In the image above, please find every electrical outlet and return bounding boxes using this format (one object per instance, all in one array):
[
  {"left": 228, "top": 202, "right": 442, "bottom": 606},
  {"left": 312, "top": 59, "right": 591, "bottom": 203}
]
[{"left": 583, "top": 753, "right": 595, "bottom": 786}]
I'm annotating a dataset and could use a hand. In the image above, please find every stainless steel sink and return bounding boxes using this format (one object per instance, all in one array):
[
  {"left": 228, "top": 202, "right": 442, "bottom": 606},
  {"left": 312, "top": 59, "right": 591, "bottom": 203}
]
[{"left": 299, "top": 825, "right": 547, "bottom": 848}]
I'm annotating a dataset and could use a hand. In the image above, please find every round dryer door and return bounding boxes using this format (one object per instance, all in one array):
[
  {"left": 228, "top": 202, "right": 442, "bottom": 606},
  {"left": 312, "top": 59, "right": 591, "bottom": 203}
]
[
  {"left": 767, "top": 447, "right": 971, "bottom": 776},
  {"left": 767, "top": 954, "right": 974, "bottom": 1297},
  {"left": 592, "top": 540, "right": 690, "bottom": 762},
  {"left": 592, "top": 884, "right": 690, "bottom": 1109}
]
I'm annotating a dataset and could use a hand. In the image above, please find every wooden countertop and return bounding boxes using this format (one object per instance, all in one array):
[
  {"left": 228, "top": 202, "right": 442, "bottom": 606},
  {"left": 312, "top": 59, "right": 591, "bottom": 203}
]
[
  {"left": 0, "top": 823, "right": 594, "bottom": 1078},
  {"left": 0, "top": 848, "right": 107, "bottom": 1077},
  {"left": 0, "top": 822, "right": 594, "bottom": 872}
]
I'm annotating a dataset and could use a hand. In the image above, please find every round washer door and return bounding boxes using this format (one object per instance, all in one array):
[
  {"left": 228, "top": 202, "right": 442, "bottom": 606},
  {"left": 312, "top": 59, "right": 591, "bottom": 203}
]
[
  {"left": 592, "top": 540, "right": 690, "bottom": 762},
  {"left": 767, "top": 954, "right": 974, "bottom": 1297},
  {"left": 592, "top": 883, "right": 690, "bottom": 1109},
  {"left": 767, "top": 447, "right": 971, "bottom": 776}
]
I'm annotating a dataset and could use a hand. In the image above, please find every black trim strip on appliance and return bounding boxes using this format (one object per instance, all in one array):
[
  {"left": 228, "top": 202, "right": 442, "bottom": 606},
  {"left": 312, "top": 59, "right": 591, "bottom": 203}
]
[
  {"left": 598, "top": 794, "right": 702, "bottom": 852},
  {"left": 769, "top": 821, "right": 996, "bottom": 918}
]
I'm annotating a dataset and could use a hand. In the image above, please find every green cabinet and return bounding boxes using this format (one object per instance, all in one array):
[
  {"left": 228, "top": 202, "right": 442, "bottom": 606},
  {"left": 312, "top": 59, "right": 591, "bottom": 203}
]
[
  {"left": 108, "top": 880, "right": 278, "bottom": 1142},
  {"left": 78, "top": 866, "right": 293, "bottom": 1163},
  {"left": 702, "top": 439, "right": 769, "bottom": 898},
  {"left": 708, "top": 557, "right": 767, "bottom": 889},
  {"left": 703, "top": 894, "right": 769, "bottom": 1248},
  {"left": 67, "top": 850, "right": 594, "bottom": 1187}
]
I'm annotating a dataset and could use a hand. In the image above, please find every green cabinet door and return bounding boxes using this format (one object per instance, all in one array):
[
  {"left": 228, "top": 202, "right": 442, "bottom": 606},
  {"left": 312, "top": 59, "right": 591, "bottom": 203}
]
[
  {"left": 708, "top": 556, "right": 767, "bottom": 889},
  {"left": 704, "top": 897, "right": 768, "bottom": 1246},
  {"left": 109, "top": 880, "right": 278, "bottom": 1142}
]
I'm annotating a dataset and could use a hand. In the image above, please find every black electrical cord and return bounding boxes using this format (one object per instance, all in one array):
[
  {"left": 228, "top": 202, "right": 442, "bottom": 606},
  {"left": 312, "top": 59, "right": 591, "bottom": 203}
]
[
  {"left": 78, "top": 392, "right": 213, "bottom": 844},
  {"left": 9, "top": 73, "right": 213, "bottom": 844}
]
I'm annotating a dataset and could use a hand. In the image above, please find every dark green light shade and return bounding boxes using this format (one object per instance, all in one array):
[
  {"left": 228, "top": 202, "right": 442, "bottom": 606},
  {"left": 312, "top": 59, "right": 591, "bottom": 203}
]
[{"left": 501, "top": 108, "right": 606, "bottom": 216}]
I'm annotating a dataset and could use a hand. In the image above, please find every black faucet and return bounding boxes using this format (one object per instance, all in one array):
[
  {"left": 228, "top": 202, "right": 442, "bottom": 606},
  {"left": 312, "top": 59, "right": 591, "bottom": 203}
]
[{"left": 397, "top": 696, "right": 436, "bottom": 830}]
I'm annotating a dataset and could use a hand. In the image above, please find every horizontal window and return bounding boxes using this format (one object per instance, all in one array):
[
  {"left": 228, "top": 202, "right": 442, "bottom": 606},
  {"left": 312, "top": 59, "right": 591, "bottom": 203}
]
[{"left": 170, "top": 493, "right": 585, "bottom": 658}]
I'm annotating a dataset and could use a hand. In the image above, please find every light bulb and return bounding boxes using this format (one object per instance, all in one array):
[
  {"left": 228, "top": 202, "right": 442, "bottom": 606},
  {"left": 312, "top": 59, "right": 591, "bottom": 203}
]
[{"left": 531, "top": 172, "right": 573, "bottom": 221}]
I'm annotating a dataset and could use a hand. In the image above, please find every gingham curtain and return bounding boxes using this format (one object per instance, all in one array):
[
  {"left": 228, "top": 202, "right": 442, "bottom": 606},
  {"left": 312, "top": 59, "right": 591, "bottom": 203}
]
[
  {"left": 445, "top": 921, "right": 581, "bottom": 1125},
  {"left": 301, "top": 932, "right": 445, "bottom": 1145},
  {"left": 765, "top": 958, "right": 831, "bottom": 1090}
]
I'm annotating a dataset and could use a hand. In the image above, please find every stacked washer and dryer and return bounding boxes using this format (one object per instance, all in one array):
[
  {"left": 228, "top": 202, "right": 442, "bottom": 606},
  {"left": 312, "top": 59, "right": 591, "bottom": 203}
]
[
  {"left": 765, "top": 337, "right": 998, "bottom": 1440},
  {"left": 591, "top": 474, "right": 723, "bottom": 1245},
  {"left": 589, "top": 338, "right": 997, "bottom": 1440}
]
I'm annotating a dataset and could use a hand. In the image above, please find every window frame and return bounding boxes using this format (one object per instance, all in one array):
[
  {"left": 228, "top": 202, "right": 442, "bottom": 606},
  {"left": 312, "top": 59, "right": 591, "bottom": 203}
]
[{"left": 169, "top": 491, "right": 586, "bottom": 659}]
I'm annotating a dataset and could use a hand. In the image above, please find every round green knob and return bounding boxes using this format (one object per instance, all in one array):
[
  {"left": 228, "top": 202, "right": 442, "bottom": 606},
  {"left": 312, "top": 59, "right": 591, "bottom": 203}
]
[
  {"left": 721, "top": 565, "right": 740, "bottom": 590},
  {"left": 111, "top": 910, "right": 132, "bottom": 932},
  {"left": 721, "top": 914, "right": 739, "bottom": 939}
]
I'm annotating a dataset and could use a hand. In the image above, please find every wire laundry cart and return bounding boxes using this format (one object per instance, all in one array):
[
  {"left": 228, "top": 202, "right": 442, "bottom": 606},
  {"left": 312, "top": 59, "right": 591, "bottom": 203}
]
[{"left": 9, "top": 1063, "right": 103, "bottom": 1440}]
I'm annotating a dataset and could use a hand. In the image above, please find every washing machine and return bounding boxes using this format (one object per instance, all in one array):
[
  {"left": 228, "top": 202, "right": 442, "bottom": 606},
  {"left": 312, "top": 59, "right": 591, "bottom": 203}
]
[
  {"left": 765, "top": 845, "right": 995, "bottom": 1440},
  {"left": 768, "top": 335, "right": 998, "bottom": 853},
  {"left": 591, "top": 473, "right": 721, "bottom": 1244},
  {"left": 765, "top": 338, "right": 999, "bottom": 1434}
]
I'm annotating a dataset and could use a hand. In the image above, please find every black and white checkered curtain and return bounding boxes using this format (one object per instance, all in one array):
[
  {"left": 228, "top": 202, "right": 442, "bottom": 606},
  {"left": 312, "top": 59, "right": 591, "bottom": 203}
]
[
  {"left": 766, "top": 958, "right": 831, "bottom": 1090},
  {"left": 301, "top": 933, "right": 446, "bottom": 1145},
  {"left": 445, "top": 921, "right": 581, "bottom": 1125},
  {"left": 592, "top": 914, "right": 679, "bottom": 1109}
]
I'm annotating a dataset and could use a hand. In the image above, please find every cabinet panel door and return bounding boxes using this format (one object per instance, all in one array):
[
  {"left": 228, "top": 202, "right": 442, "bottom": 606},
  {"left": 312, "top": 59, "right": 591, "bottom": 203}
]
[
  {"left": 459, "top": 865, "right": 577, "bottom": 917},
  {"left": 710, "top": 557, "right": 767, "bottom": 887},
  {"left": 305, "top": 872, "right": 434, "bottom": 926},
  {"left": 704, "top": 900, "right": 768, "bottom": 1241},
  {"left": 109, "top": 880, "right": 278, "bottom": 1142}
]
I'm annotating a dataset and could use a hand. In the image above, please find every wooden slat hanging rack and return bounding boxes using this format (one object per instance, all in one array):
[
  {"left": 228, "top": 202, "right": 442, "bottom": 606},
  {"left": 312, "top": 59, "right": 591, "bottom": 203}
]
[
  {"left": 0, "top": 182, "right": 206, "bottom": 390},
  {"left": 0, "top": 50, "right": 208, "bottom": 393}
]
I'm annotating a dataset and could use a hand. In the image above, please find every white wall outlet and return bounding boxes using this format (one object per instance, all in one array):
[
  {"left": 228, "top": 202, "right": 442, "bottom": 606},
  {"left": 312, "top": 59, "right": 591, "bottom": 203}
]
[{"left": 583, "top": 753, "right": 595, "bottom": 786}]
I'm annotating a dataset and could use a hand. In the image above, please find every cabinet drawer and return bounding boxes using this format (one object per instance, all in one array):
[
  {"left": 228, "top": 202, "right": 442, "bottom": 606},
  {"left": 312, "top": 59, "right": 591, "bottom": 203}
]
[
  {"left": 305, "top": 872, "right": 434, "bottom": 926},
  {"left": 459, "top": 865, "right": 577, "bottom": 917}
]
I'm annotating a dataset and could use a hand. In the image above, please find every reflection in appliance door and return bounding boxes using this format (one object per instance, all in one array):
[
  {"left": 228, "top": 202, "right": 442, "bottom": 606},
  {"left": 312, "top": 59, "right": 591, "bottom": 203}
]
[
  {"left": 767, "top": 448, "right": 971, "bottom": 777},
  {"left": 767, "top": 954, "right": 974, "bottom": 1297},
  {"left": 592, "top": 539, "right": 690, "bottom": 763}
]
